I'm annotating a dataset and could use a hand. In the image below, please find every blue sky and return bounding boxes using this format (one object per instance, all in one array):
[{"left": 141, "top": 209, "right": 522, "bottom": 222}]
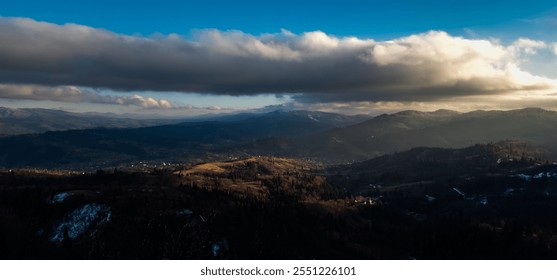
[
  {"left": 3, "top": 0, "right": 556, "bottom": 40},
  {"left": 1, "top": 0, "right": 557, "bottom": 115}
]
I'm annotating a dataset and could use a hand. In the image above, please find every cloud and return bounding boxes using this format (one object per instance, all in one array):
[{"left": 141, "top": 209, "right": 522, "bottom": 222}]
[
  {"left": 0, "top": 84, "right": 174, "bottom": 109},
  {"left": 509, "top": 38, "right": 546, "bottom": 56},
  {"left": 113, "top": 94, "right": 172, "bottom": 109},
  {"left": 522, "top": 16, "right": 557, "bottom": 26},
  {"left": 0, "top": 17, "right": 556, "bottom": 104}
]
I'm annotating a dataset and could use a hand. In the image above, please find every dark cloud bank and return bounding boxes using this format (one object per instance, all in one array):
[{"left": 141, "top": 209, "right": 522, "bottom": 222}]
[{"left": 0, "top": 17, "right": 554, "bottom": 104}]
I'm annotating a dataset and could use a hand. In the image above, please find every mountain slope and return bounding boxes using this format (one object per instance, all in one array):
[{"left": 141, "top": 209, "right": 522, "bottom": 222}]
[
  {"left": 245, "top": 108, "right": 557, "bottom": 163},
  {"left": 130, "top": 110, "right": 368, "bottom": 143},
  {"left": 330, "top": 140, "right": 544, "bottom": 182},
  {"left": 0, "top": 110, "right": 368, "bottom": 168}
]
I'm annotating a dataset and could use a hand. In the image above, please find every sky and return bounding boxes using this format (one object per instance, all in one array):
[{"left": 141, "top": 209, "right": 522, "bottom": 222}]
[{"left": 1, "top": 0, "right": 557, "bottom": 116}]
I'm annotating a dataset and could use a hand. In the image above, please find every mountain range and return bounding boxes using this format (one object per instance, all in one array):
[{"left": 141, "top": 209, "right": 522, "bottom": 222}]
[
  {"left": 1, "top": 107, "right": 557, "bottom": 168},
  {"left": 245, "top": 108, "right": 557, "bottom": 163},
  {"left": 0, "top": 107, "right": 181, "bottom": 136},
  {"left": 0, "top": 109, "right": 367, "bottom": 168}
]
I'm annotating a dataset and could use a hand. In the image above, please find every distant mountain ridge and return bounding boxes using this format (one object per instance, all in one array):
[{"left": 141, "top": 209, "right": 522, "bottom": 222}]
[
  {"left": 0, "top": 109, "right": 368, "bottom": 168},
  {"left": 1, "top": 107, "right": 557, "bottom": 168},
  {"left": 244, "top": 108, "right": 557, "bottom": 163},
  {"left": 0, "top": 107, "right": 180, "bottom": 136}
]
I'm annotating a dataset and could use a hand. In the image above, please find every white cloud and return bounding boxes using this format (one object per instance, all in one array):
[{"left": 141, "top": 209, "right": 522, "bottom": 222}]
[
  {"left": 0, "top": 84, "right": 174, "bottom": 109},
  {"left": 508, "top": 38, "right": 547, "bottom": 57},
  {"left": 114, "top": 94, "right": 173, "bottom": 109},
  {"left": 195, "top": 29, "right": 302, "bottom": 60}
]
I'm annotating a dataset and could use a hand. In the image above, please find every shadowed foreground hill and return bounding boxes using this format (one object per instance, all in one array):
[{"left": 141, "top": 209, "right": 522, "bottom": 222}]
[{"left": 2, "top": 146, "right": 557, "bottom": 259}]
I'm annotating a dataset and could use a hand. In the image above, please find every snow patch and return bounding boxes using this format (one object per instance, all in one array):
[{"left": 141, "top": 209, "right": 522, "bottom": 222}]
[
  {"left": 212, "top": 243, "right": 221, "bottom": 257},
  {"left": 513, "top": 172, "right": 557, "bottom": 181},
  {"left": 307, "top": 114, "right": 319, "bottom": 122},
  {"left": 177, "top": 209, "right": 193, "bottom": 216},
  {"left": 50, "top": 203, "right": 111, "bottom": 243},
  {"left": 503, "top": 188, "right": 514, "bottom": 196},
  {"left": 533, "top": 172, "right": 557, "bottom": 179},
  {"left": 452, "top": 187, "right": 465, "bottom": 198},
  {"left": 50, "top": 192, "right": 71, "bottom": 204},
  {"left": 513, "top": 174, "right": 532, "bottom": 181}
]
